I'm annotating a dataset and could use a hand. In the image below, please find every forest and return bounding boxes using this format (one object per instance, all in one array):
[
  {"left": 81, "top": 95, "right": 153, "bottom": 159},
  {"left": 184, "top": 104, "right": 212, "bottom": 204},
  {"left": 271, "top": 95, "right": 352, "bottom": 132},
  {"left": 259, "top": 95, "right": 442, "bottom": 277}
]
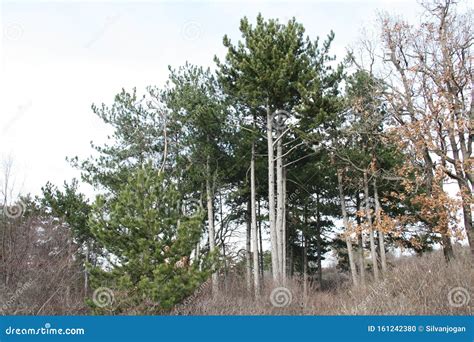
[{"left": 0, "top": 0, "right": 472, "bottom": 315}]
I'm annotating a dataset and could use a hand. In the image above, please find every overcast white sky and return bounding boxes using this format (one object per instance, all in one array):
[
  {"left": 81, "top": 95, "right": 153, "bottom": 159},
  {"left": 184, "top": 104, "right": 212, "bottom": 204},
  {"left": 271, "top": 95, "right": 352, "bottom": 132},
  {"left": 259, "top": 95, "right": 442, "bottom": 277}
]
[{"left": 0, "top": 0, "right": 423, "bottom": 198}]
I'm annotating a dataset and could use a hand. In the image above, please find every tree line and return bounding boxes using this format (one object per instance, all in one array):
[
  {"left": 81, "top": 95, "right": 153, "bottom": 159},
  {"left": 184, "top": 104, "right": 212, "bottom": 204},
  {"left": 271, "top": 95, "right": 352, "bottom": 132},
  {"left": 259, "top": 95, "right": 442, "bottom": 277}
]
[{"left": 0, "top": 0, "right": 471, "bottom": 314}]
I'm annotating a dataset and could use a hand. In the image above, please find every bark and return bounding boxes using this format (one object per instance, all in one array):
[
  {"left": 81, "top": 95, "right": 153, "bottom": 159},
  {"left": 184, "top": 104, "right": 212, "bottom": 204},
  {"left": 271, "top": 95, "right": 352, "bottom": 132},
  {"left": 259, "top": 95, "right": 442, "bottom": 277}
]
[
  {"left": 363, "top": 170, "right": 379, "bottom": 282},
  {"left": 258, "top": 198, "right": 264, "bottom": 278},
  {"left": 336, "top": 168, "right": 359, "bottom": 286},
  {"left": 442, "top": 234, "right": 454, "bottom": 262},
  {"left": 436, "top": 6, "right": 473, "bottom": 257},
  {"left": 356, "top": 193, "right": 366, "bottom": 286},
  {"left": 206, "top": 156, "right": 218, "bottom": 296},
  {"left": 195, "top": 240, "right": 201, "bottom": 271},
  {"left": 386, "top": 22, "right": 457, "bottom": 262},
  {"left": 461, "top": 197, "right": 474, "bottom": 257},
  {"left": 282, "top": 166, "right": 287, "bottom": 280},
  {"left": 267, "top": 105, "right": 279, "bottom": 281},
  {"left": 302, "top": 203, "right": 308, "bottom": 298},
  {"left": 246, "top": 200, "right": 252, "bottom": 294},
  {"left": 289, "top": 238, "right": 294, "bottom": 277},
  {"left": 250, "top": 133, "right": 260, "bottom": 297},
  {"left": 84, "top": 243, "right": 89, "bottom": 295},
  {"left": 276, "top": 130, "right": 284, "bottom": 282},
  {"left": 315, "top": 193, "right": 323, "bottom": 289},
  {"left": 303, "top": 233, "right": 308, "bottom": 299},
  {"left": 373, "top": 178, "right": 387, "bottom": 274}
]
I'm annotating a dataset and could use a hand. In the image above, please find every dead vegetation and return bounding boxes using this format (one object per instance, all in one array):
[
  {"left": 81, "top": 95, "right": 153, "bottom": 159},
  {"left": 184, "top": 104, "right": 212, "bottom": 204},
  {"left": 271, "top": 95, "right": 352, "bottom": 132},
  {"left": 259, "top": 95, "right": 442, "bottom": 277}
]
[{"left": 172, "top": 248, "right": 473, "bottom": 315}]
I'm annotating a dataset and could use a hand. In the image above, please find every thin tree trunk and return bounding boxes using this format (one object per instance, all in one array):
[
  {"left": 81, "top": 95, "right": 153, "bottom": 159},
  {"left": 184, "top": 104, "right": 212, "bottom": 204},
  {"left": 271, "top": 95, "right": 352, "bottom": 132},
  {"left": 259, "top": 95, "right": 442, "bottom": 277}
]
[
  {"left": 276, "top": 130, "right": 284, "bottom": 282},
  {"left": 258, "top": 198, "right": 264, "bottom": 278},
  {"left": 246, "top": 200, "right": 252, "bottom": 294},
  {"left": 373, "top": 178, "right": 387, "bottom": 274},
  {"left": 84, "top": 242, "right": 89, "bottom": 295},
  {"left": 424, "top": 150, "right": 454, "bottom": 262},
  {"left": 442, "top": 234, "right": 454, "bottom": 262},
  {"left": 195, "top": 240, "right": 201, "bottom": 271},
  {"left": 303, "top": 233, "right": 308, "bottom": 300},
  {"left": 206, "top": 156, "right": 218, "bottom": 296},
  {"left": 337, "top": 168, "right": 359, "bottom": 286},
  {"left": 363, "top": 170, "right": 379, "bottom": 282},
  {"left": 438, "top": 21, "right": 473, "bottom": 258},
  {"left": 458, "top": 181, "right": 473, "bottom": 257},
  {"left": 250, "top": 127, "right": 260, "bottom": 297},
  {"left": 289, "top": 238, "right": 294, "bottom": 277},
  {"left": 267, "top": 105, "right": 279, "bottom": 281},
  {"left": 357, "top": 193, "right": 366, "bottom": 286},
  {"left": 316, "top": 193, "right": 323, "bottom": 289},
  {"left": 302, "top": 202, "right": 308, "bottom": 299},
  {"left": 282, "top": 166, "right": 287, "bottom": 280}
]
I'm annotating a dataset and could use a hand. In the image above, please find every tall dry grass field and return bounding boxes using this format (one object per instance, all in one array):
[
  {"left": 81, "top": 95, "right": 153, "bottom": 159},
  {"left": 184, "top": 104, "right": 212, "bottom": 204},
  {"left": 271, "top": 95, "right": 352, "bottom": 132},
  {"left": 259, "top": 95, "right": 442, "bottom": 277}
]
[{"left": 172, "top": 248, "right": 473, "bottom": 315}]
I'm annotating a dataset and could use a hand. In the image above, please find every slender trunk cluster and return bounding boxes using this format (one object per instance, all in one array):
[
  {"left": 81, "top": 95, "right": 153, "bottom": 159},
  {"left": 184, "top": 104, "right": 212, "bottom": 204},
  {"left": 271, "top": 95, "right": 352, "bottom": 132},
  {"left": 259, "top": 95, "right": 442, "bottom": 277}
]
[
  {"left": 267, "top": 107, "right": 280, "bottom": 282},
  {"left": 276, "top": 128, "right": 286, "bottom": 282},
  {"left": 206, "top": 155, "right": 218, "bottom": 296},
  {"left": 336, "top": 167, "right": 358, "bottom": 286},
  {"left": 246, "top": 113, "right": 260, "bottom": 298},
  {"left": 250, "top": 124, "right": 260, "bottom": 297},
  {"left": 363, "top": 170, "right": 379, "bottom": 282},
  {"left": 266, "top": 106, "right": 288, "bottom": 284},
  {"left": 373, "top": 178, "right": 387, "bottom": 274}
]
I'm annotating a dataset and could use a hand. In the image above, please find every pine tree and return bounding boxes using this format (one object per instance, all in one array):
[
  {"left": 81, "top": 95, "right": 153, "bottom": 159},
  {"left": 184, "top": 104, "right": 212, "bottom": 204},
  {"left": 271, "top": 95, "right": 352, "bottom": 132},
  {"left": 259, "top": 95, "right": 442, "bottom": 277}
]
[
  {"left": 216, "top": 14, "right": 316, "bottom": 282},
  {"left": 39, "top": 180, "right": 94, "bottom": 293},
  {"left": 88, "top": 164, "right": 211, "bottom": 313},
  {"left": 164, "top": 63, "right": 231, "bottom": 296}
]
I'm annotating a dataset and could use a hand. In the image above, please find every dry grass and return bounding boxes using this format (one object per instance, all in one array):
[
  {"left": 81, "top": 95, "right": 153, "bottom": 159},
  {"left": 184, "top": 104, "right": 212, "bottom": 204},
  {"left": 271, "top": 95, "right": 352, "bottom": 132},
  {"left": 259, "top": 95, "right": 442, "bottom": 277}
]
[{"left": 172, "top": 248, "right": 473, "bottom": 315}]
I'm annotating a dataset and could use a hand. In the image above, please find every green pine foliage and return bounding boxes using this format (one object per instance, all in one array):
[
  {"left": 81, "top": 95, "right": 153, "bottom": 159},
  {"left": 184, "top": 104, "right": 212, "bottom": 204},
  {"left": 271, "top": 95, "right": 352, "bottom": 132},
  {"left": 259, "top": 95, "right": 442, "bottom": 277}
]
[{"left": 88, "top": 164, "right": 212, "bottom": 313}]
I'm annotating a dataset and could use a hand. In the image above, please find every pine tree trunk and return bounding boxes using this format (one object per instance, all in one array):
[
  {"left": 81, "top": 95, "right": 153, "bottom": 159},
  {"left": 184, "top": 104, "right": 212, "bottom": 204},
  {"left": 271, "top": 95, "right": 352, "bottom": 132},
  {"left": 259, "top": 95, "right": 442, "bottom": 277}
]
[
  {"left": 282, "top": 165, "right": 287, "bottom": 280},
  {"left": 84, "top": 242, "right": 89, "bottom": 295},
  {"left": 195, "top": 241, "right": 201, "bottom": 271},
  {"left": 303, "top": 203, "right": 308, "bottom": 297},
  {"left": 206, "top": 156, "right": 218, "bottom": 296},
  {"left": 316, "top": 193, "right": 323, "bottom": 289},
  {"left": 303, "top": 233, "right": 308, "bottom": 300},
  {"left": 358, "top": 233, "right": 366, "bottom": 287},
  {"left": 276, "top": 131, "right": 284, "bottom": 282},
  {"left": 356, "top": 193, "right": 366, "bottom": 287},
  {"left": 316, "top": 229, "right": 323, "bottom": 289},
  {"left": 289, "top": 239, "right": 294, "bottom": 277},
  {"left": 246, "top": 200, "right": 252, "bottom": 294},
  {"left": 250, "top": 132, "right": 260, "bottom": 297},
  {"left": 337, "top": 169, "right": 359, "bottom": 286},
  {"left": 267, "top": 105, "right": 280, "bottom": 282},
  {"left": 258, "top": 198, "right": 264, "bottom": 278},
  {"left": 373, "top": 178, "right": 387, "bottom": 274},
  {"left": 363, "top": 170, "right": 379, "bottom": 282}
]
